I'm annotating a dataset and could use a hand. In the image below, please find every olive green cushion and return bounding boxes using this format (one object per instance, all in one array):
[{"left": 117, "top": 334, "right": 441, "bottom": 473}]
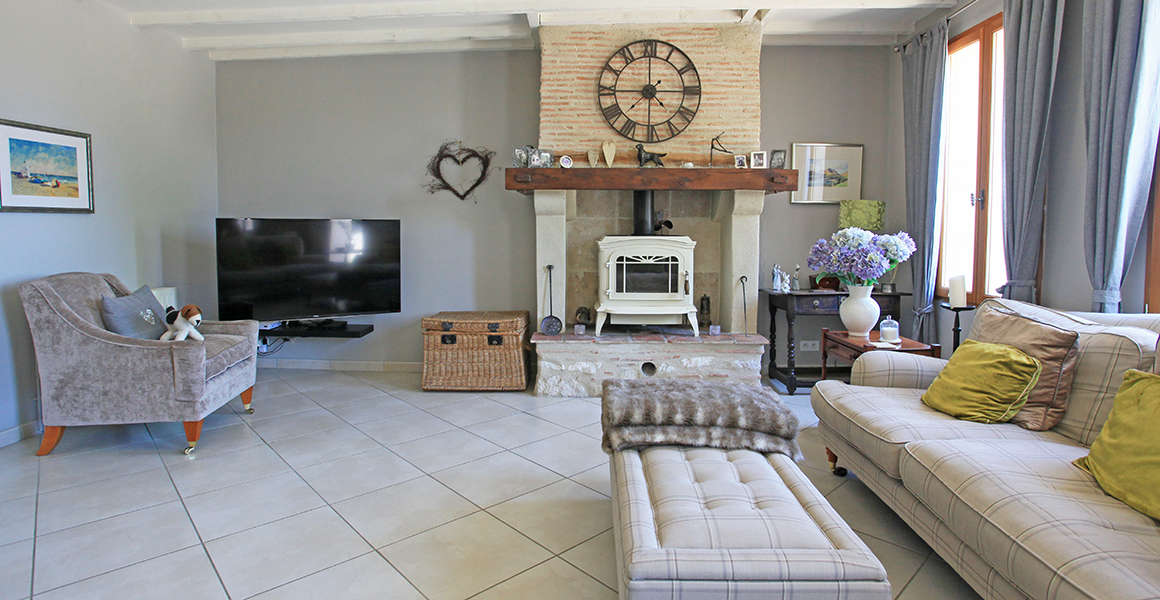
[
  {"left": 921, "top": 339, "right": 1042, "bottom": 424},
  {"left": 1074, "top": 369, "right": 1160, "bottom": 521}
]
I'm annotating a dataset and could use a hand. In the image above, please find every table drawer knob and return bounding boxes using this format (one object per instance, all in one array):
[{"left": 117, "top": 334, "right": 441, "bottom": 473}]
[{"left": 813, "top": 300, "right": 820, "bottom": 308}]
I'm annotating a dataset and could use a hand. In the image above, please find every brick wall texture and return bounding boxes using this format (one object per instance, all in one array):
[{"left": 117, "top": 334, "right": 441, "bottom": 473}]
[{"left": 538, "top": 23, "right": 762, "bottom": 167}]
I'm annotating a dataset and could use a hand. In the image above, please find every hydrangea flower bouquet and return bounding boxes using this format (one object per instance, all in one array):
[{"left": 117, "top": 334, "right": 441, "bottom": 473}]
[{"left": 807, "top": 227, "right": 917, "bottom": 287}]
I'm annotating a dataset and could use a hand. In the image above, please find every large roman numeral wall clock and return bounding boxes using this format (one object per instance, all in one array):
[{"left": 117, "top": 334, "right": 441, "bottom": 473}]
[{"left": 598, "top": 39, "right": 701, "bottom": 143}]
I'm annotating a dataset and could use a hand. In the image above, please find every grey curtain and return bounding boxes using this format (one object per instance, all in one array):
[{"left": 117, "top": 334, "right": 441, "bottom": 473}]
[
  {"left": 1000, "top": 0, "right": 1067, "bottom": 303},
  {"left": 902, "top": 21, "right": 948, "bottom": 343},
  {"left": 1083, "top": 0, "right": 1160, "bottom": 312}
]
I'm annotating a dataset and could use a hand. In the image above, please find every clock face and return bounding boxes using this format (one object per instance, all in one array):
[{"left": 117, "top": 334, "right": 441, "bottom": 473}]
[{"left": 598, "top": 39, "right": 701, "bottom": 143}]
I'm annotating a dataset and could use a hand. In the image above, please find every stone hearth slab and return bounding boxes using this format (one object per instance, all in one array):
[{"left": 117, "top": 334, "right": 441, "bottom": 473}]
[{"left": 531, "top": 332, "right": 768, "bottom": 397}]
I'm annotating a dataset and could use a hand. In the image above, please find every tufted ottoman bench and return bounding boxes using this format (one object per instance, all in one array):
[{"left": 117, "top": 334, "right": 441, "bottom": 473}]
[{"left": 611, "top": 446, "right": 890, "bottom": 599}]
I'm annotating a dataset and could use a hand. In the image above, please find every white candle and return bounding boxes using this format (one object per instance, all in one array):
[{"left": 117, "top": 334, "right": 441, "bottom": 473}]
[{"left": 949, "top": 275, "right": 967, "bottom": 308}]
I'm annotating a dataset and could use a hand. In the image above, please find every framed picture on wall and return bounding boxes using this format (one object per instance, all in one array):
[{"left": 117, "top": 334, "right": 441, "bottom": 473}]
[
  {"left": 790, "top": 142, "right": 863, "bottom": 204},
  {"left": 0, "top": 118, "right": 94, "bottom": 213}
]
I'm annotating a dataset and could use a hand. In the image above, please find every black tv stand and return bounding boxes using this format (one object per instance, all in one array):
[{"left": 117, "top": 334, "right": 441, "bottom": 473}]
[{"left": 265, "top": 321, "right": 373, "bottom": 339}]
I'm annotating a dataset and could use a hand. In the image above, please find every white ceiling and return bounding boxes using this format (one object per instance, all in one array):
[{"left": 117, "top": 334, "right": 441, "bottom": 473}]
[{"left": 103, "top": 0, "right": 959, "bottom": 61}]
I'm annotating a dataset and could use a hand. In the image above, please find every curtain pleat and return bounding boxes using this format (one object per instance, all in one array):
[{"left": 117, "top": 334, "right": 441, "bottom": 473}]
[{"left": 902, "top": 21, "right": 949, "bottom": 343}]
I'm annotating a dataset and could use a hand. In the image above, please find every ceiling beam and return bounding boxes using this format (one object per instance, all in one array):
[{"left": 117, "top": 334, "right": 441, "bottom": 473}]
[
  {"left": 183, "top": 24, "right": 527, "bottom": 51},
  {"left": 761, "top": 33, "right": 899, "bottom": 45},
  {"left": 539, "top": 10, "right": 742, "bottom": 25},
  {"left": 130, "top": 0, "right": 955, "bottom": 27},
  {"left": 206, "top": 38, "right": 537, "bottom": 61},
  {"left": 761, "top": 20, "right": 916, "bottom": 34}
]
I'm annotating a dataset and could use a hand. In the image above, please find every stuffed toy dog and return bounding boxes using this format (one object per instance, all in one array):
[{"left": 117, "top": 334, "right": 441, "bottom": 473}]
[{"left": 160, "top": 304, "right": 204, "bottom": 341}]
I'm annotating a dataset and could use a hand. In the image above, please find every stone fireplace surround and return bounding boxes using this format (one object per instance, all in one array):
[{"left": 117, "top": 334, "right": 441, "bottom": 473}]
[{"left": 513, "top": 22, "right": 792, "bottom": 394}]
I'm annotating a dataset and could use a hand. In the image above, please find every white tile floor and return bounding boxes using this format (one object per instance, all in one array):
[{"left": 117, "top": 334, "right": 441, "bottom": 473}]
[{"left": 0, "top": 368, "right": 985, "bottom": 600}]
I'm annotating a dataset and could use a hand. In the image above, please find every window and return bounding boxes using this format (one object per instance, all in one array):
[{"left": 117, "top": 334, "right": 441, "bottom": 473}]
[{"left": 937, "top": 14, "right": 1006, "bottom": 305}]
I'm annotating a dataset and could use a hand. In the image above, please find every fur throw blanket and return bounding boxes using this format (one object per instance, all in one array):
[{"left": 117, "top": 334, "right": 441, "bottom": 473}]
[{"left": 601, "top": 379, "right": 801, "bottom": 459}]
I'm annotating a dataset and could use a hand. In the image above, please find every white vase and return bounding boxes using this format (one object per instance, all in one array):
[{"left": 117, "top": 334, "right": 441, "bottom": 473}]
[{"left": 840, "top": 285, "right": 880, "bottom": 339}]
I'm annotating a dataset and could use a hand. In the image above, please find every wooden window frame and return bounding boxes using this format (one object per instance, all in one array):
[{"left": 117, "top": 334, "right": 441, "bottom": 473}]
[{"left": 937, "top": 12, "right": 1004, "bottom": 306}]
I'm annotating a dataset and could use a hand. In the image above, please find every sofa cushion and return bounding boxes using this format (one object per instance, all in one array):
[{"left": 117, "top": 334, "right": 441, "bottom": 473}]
[
  {"left": 100, "top": 285, "right": 169, "bottom": 340},
  {"left": 970, "top": 300, "right": 1081, "bottom": 430},
  {"left": 810, "top": 381, "right": 1070, "bottom": 479},
  {"left": 970, "top": 299, "right": 1159, "bottom": 446},
  {"left": 203, "top": 334, "right": 251, "bottom": 380},
  {"left": 921, "top": 339, "right": 1041, "bottom": 424},
  {"left": 1075, "top": 370, "right": 1160, "bottom": 521},
  {"left": 900, "top": 438, "right": 1160, "bottom": 600}
]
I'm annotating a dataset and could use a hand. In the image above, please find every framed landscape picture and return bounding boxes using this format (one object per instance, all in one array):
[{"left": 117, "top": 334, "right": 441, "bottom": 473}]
[
  {"left": 790, "top": 142, "right": 863, "bottom": 204},
  {"left": 0, "top": 118, "right": 93, "bottom": 213}
]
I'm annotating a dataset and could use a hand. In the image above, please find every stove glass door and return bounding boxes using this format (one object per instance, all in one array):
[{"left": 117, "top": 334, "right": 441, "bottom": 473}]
[{"left": 614, "top": 255, "right": 679, "bottom": 296}]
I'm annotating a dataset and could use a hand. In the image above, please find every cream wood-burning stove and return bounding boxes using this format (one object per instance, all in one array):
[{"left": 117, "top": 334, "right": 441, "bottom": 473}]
[{"left": 595, "top": 235, "right": 698, "bottom": 337}]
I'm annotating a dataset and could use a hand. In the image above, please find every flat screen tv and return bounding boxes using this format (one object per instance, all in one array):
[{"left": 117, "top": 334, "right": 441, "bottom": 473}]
[{"left": 216, "top": 218, "right": 401, "bottom": 322}]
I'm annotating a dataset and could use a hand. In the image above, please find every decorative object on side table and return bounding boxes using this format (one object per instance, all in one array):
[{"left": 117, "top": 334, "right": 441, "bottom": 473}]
[
  {"left": 807, "top": 227, "right": 916, "bottom": 338},
  {"left": 1, "top": 118, "right": 94, "bottom": 213},
  {"left": 426, "top": 141, "right": 496, "bottom": 201},
  {"left": 790, "top": 142, "right": 863, "bottom": 204}
]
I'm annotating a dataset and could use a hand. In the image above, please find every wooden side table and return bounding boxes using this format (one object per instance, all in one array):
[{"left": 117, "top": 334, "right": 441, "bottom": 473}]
[
  {"left": 820, "top": 328, "right": 942, "bottom": 381},
  {"left": 761, "top": 289, "right": 907, "bottom": 393}
]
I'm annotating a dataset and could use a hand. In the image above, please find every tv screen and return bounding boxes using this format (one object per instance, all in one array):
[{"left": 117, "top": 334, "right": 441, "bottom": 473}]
[{"left": 216, "top": 218, "right": 401, "bottom": 322}]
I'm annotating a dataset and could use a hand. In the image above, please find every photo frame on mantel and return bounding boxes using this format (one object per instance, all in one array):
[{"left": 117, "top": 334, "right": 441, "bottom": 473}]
[
  {"left": 790, "top": 142, "right": 863, "bottom": 204},
  {"left": 0, "top": 118, "right": 94, "bottom": 213}
]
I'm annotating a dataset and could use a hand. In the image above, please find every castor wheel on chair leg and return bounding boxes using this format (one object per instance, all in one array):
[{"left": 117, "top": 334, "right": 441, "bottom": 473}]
[
  {"left": 243, "top": 403, "right": 254, "bottom": 415},
  {"left": 184, "top": 445, "right": 195, "bottom": 455},
  {"left": 831, "top": 466, "right": 848, "bottom": 477}
]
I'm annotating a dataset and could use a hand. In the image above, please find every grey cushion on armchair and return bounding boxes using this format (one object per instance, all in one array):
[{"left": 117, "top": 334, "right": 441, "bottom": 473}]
[{"left": 18, "top": 272, "right": 257, "bottom": 451}]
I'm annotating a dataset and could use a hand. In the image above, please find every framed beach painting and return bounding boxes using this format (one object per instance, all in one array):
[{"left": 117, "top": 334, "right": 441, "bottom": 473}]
[
  {"left": 790, "top": 142, "right": 863, "bottom": 204},
  {"left": 0, "top": 119, "right": 93, "bottom": 213}
]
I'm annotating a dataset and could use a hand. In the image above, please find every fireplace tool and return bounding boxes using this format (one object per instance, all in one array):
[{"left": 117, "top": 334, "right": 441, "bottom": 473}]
[{"left": 541, "top": 265, "right": 563, "bottom": 335}]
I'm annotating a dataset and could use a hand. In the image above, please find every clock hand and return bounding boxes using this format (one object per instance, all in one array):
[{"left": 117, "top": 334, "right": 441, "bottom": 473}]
[{"left": 627, "top": 96, "right": 646, "bottom": 111}]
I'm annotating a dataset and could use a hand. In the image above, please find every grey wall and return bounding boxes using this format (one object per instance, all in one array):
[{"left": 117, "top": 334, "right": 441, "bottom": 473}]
[
  {"left": 216, "top": 52, "right": 540, "bottom": 364},
  {"left": 758, "top": 45, "right": 907, "bottom": 366},
  {"left": 0, "top": 0, "right": 218, "bottom": 440}
]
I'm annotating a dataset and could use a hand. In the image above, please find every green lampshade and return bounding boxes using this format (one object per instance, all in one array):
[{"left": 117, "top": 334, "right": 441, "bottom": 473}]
[{"left": 838, "top": 199, "right": 885, "bottom": 231}]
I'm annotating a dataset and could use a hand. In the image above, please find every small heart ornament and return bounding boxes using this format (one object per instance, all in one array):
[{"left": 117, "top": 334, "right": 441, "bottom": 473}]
[
  {"left": 602, "top": 141, "right": 616, "bottom": 167},
  {"left": 587, "top": 150, "right": 600, "bottom": 167}
]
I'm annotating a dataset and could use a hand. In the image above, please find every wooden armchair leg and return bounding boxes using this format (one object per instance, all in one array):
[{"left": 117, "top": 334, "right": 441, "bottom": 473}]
[
  {"left": 825, "top": 446, "right": 848, "bottom": 477},
  {"left": 240, "top": 387, "right": 254, "bottom": 414},
  {"left": 37, "top": 426, "right": 65, "bottom": 456},
  {"left": 183, "top": 420, "right": 204, "bottom": 455}
]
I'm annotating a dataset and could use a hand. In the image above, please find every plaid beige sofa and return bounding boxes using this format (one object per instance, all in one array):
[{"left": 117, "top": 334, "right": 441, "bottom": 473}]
[{"left": 811, "top": 299, "right": 1160, "bottom": 600}]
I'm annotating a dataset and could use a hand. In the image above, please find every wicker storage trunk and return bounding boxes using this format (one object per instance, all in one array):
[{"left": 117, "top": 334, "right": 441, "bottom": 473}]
[{"left": 421, "top": 311, "right": 530, "bottom": 391}]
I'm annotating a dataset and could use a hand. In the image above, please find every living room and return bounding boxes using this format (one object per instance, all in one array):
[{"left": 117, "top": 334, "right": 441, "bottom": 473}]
[{"left": 0, "top": 0, "right": 1157, "bottom": 598}]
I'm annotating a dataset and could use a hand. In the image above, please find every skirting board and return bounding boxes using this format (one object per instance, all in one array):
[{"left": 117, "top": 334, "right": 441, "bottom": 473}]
[
  {"left": 256, "top": 358, "right": 423, "bottom": 373},
  {"left": 0, "top": 419, "right": 42, "bottom": 448}
]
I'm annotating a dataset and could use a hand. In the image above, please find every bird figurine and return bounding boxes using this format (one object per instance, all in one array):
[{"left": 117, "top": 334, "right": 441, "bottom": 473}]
[{"left": 636, "top": 144, "right": 667, "bottom": 167}]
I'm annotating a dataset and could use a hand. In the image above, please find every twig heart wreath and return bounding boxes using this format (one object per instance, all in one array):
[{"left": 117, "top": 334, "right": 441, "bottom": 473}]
[{"left": 425, "top": 141, "right": 496, "bottom": 201}]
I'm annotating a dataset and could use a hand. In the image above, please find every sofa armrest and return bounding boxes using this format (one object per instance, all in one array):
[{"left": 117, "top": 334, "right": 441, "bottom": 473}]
[
  {"left": 850, "top": 352, "right": 948, "bottom": 389},
  {"left": 198, "top": 319, "right": 259, "bottom": 341}
]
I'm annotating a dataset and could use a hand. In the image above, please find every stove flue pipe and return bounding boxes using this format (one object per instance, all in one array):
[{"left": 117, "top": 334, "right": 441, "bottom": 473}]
[{"left": 632, "top": 190, "right": 655, "bottom": 236}]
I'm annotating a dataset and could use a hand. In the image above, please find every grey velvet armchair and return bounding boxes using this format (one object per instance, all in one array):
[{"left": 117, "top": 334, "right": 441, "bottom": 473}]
[{"left": 19, "top": 272, "right": 258, "bottom": 456}]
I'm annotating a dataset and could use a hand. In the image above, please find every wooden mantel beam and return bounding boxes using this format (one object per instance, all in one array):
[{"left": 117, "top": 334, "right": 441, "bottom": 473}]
[{"left": 505, "top": 168, "right": 798, "bottom": 194}]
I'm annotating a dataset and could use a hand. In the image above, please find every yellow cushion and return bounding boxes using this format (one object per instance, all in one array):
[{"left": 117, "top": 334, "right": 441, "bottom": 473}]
[
  {"left": 1074, "top": 369, "right": 1160, "bottom": 520},
  {"left": 921, "top": 339, "right": 1042, "bottom": 423}
]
